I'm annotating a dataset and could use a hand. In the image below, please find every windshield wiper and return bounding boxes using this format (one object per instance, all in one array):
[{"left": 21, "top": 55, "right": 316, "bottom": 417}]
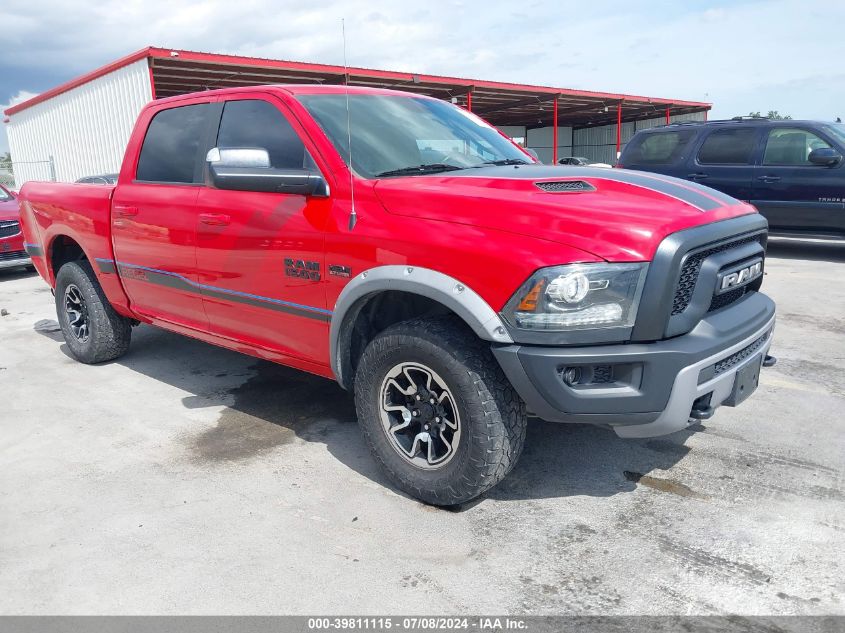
[
  {"left": 477, "top": 158, "right": 530, "bottom": 166},
  {"left": 375, "top": 164, "right": 465, "bottom": 178}
]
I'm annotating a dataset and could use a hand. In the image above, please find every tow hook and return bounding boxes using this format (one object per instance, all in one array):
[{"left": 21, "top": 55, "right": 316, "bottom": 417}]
[
  {"left": 689, "top": 406, "right": 715, "bottom": 421},
  {"left": 763, "top": 354, "right": 777, "bottom": 368},
  {"left": 689, "top": 394, "right": 715, "bottom": 421}
]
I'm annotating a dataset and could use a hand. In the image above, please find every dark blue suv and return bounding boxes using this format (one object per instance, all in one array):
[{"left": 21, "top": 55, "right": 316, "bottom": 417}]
[{"left": 618, "top": 118, "right": 845, "bottom": 239}]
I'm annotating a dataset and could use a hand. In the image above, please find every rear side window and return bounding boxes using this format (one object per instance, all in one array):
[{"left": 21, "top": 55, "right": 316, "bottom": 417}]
[
  {"left": 623, "top": 130, "right": 695, "bottom": 165},
  {"left": 216, "top": 100, "right": 306, "bottom": 169},
  {"left": 697, "top": 128, "right": 758, "bottom": 165},
  {"left": 136, "top": 104, "right": 211, "bottom": 183},
  {"left": 763, "top": 128, "right": 832, "bottom": 166}
]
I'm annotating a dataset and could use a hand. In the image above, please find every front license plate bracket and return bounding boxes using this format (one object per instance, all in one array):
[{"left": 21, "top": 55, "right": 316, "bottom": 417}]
[{"left": 725, "top": 354, "right": 762, "bottom": 407}]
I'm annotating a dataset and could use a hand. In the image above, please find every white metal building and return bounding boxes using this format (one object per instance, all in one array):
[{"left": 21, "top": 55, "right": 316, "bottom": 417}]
[{"left": 4, "top": 47, "right": 709, "bottom": 188}]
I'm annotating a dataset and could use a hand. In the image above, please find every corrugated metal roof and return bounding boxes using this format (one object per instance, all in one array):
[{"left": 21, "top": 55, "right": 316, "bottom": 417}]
[{"left": 4, "top": 46, "right": 710, "bottom": 128}]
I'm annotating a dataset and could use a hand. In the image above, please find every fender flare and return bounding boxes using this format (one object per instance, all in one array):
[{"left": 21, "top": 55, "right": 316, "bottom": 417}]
[{"left": 329, "top": 265, "right": 514, "bottom": 387}]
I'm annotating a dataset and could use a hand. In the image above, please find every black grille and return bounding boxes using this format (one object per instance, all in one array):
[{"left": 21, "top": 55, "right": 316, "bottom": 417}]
[
  {"left": 0, "top": 249, "right": 28, "bottom": 262},
  {"left": 714, "top": 330, "right": 771, "bottom": 375},
  {"left": 672, "top": 235, "right": 761, "bottom": 315},
  {"left": 535, "top": 180, "right": 595, "bottom": 193},
  {"left": 709, "top": 287, "right": 746, "bottom": 312},
  {"left": 0, "top": 221, "right": 20, "bottom": 238}
]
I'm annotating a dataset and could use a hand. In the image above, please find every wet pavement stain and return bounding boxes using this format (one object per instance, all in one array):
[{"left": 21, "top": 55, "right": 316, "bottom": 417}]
[
  {"left": 624, "top": 470, "right": 708, "bottom": 499},
  {"left": 190, "top": 361, "right": 355, "bottom": 463}
]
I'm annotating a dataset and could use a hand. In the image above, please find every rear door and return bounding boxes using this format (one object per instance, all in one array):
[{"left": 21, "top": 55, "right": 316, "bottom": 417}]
[
  {"left": 111, "top": 99, "right": 216, "bottom": 330},
  {"left": 194, "top": 94, "right": 332, "bottom": 364},
  {"left": 751, "top": 126, "right": 845, "bottom": 235},
  {"left": 619, "top": 128, "right": 697, "bottom": 177},
  {"left": 687, "top": 126, "right": 761, "bottom": 200}
]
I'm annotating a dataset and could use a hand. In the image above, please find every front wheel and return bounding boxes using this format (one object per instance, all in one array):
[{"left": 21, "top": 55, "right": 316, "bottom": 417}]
[
  {"left": 55, "top": 260, "right": 132, "bottom": 364},
  {"left": 354, "top": 316, "right": 527, "bottom": 505}
]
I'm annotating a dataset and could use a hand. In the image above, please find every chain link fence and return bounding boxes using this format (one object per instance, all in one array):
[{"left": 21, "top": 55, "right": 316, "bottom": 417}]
[
  {"left": 0, "top": 157, "right": 56, "bottom": 190},
  {"left": 0, "top": 168, "right": 13, "bottom": 189}
]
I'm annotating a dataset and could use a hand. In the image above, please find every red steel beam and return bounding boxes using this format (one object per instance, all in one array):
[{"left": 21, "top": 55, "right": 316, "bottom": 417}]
[
  {"left": 616, "top": 101, "right": 623, "bottom": 158},
  {"left": 553, "top": 96, "right": 559, "bottom": 164},
  {"left": 665, "top": 106, "right": 671, "bottom": 125}
]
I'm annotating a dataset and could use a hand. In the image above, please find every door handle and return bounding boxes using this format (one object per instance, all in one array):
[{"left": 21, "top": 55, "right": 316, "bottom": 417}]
[
  {"left": 199, "top": 213, "right": 231, "bottom": 226},
  {"left": 687, "top": 173, "right": 709, "bottom": 180},
  {"left": 757, "top": 175, "right": 781, "bottom": 183},
  {"left": 113, "top": 205, "right": 139, "bottom": 217}
]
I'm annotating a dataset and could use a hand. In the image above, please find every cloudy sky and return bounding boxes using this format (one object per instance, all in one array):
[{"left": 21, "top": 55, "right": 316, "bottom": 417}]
[{"left": 1, "top": 0, "right": 842, "bottom": 155}]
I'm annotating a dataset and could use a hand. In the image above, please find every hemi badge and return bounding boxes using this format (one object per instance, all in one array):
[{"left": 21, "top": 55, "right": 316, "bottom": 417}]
[{"left": 329, "top": 264, "right": 352, "bottom": 278}]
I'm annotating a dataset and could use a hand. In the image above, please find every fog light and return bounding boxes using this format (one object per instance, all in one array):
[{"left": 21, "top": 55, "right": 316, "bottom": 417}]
[{"left": 562, "top": 367, "right": 582, "bottom": 386}]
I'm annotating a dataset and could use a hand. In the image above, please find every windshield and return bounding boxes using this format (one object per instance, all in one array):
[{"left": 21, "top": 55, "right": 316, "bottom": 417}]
[
  {"left": 0, "top": 186, "right": 11, "bottom": 201},
  {"left": 297, "top": 94, "right": 532, "bottom": 178},
  {"left": 822, "top": 123, "right": 845, "bottom": 146}
]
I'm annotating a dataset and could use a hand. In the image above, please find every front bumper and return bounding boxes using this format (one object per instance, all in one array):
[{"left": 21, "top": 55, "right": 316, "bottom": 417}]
[{"left": 492, "top": 292, "right": 776, "bottom": 438}]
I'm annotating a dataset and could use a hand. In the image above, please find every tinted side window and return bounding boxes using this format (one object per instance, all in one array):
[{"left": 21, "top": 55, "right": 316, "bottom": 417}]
[
  {"left": 763, "top": 128, "right": 831, "bottom": 166},
  {"left": 137, "top": 104, "right": 210, "bottom": 183},
  {"left": 697, "top": 128, "right": 758, "bottom": 165},
  {"left": 623, "top": 130, "right": 695, "bottom": 165},
  {"left": 217, "top": 100, "right": 306, "bottom": 169}
]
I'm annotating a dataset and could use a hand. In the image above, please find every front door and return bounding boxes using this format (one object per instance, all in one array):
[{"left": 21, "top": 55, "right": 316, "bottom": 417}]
[
  {"left": 111, "top": 100, "right": 215, "bottom": 330},
  {"left": 751, "top": 126, "right": 845, "bottom": 236},
  {"left": 194, "top": 96, "right": 332, "bottom": 364}
]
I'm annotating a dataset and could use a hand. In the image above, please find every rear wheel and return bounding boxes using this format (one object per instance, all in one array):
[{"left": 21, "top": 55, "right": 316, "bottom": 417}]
[
  {"left": 354, "top": 316, "right": 527, "bottom": 505},
  {"left": 55, "top": 261, "right": 131, "bottom": 364}
]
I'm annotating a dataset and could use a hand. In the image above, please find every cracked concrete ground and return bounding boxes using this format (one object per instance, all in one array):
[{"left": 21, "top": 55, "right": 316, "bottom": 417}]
[{"left": 1, "top": 238, "right": 843, "bottom": 615}]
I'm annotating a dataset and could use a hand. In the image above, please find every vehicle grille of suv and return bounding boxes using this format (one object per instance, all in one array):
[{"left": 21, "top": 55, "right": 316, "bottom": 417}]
[
  {"left": 671, "top": 234, "right": 762, "bottom": 315},
  {"left": 0, "top": 221, "right": 21, "bottom": 238},
  {"left": 0, "top": 249, "right": 27, "bottom": 262},
  {"left": 534, "top": 180, "right": 595, "bottom": 193}
]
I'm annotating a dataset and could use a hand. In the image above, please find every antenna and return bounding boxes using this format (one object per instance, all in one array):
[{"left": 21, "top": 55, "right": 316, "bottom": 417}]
[{"left": 342, "top": 19, "right": 357, "bottom": 231}]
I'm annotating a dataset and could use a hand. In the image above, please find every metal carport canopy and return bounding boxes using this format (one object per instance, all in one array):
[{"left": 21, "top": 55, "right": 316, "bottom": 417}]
[{"left": 5, "top": 46, "right": 710, "bottom": 161}]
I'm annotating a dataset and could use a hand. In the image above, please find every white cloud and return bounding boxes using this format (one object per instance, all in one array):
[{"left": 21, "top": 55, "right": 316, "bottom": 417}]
[{"left": 2, "top": 0, "right": 843, "bottom": 130}]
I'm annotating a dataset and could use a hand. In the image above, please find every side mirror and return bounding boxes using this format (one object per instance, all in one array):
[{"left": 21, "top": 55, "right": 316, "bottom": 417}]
[
  {"left": 206, "top": 147, "right": 329, "bottom": 196},
  {"left": 208, "top": 147, "right": 271, "bottom": 168},
  {"left": 808, "top": 147, "right": 842, "bottom": 166}
]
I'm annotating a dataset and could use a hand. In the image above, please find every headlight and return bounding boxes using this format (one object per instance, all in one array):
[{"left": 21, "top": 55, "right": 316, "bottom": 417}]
[{"left": 502, "top": 263, "right": 648, "bottom": 331}]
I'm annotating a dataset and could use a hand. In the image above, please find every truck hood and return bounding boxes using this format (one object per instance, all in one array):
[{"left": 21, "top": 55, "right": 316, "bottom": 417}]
[
  {"left": 0, "top": 197, "right": 20, "bottom": 223},
  {"left": 374, "top": 166, "right": 758, "bottom": 261}
]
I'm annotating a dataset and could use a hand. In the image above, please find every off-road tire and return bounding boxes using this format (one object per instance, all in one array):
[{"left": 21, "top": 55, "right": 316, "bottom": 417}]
[
  {"left": 55, "top": 260, "right": 132, "bottom": 364},
  {"left": 354, "top": 316, "right": 527, "bottom": 505}
]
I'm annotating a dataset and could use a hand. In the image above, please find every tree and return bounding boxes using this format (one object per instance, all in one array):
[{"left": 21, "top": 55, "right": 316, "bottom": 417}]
[{"left": 748, "top": 110, "right": 792, "bottom": 120}]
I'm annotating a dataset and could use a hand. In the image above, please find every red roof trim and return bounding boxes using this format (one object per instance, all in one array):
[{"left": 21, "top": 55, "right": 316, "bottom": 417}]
[
  {"left": 4, "top": 47, "right": 153, "bottom": 116},
  {"left": 5, "top": 45, "right": 711, "bottom": 117},
  {"left": 147, "top": 47, "right": 710, "bottom": 108}
]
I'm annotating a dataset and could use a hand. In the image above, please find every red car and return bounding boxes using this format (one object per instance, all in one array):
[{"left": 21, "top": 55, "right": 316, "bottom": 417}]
[
  {"left": 0, "top": 184, "right": 31, "bottom": 271},
  {"left": 18, "top": 86, "right": 776, "bottom": 504}
]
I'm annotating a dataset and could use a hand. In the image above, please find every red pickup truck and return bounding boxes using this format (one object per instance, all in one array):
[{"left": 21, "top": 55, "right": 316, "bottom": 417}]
[{"left": 19, "top": 85, "right": 776, "bottom": 505}]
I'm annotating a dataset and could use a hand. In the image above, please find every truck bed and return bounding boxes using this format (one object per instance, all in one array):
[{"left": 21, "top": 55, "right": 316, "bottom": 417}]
[{"left": 18, "top": 181, "right": 130, "bottom": 312}]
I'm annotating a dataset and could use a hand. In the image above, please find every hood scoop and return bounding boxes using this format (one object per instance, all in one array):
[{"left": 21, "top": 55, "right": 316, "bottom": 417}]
[{"left": 534, "top": 180, "right": 595, "bottom": 193}]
